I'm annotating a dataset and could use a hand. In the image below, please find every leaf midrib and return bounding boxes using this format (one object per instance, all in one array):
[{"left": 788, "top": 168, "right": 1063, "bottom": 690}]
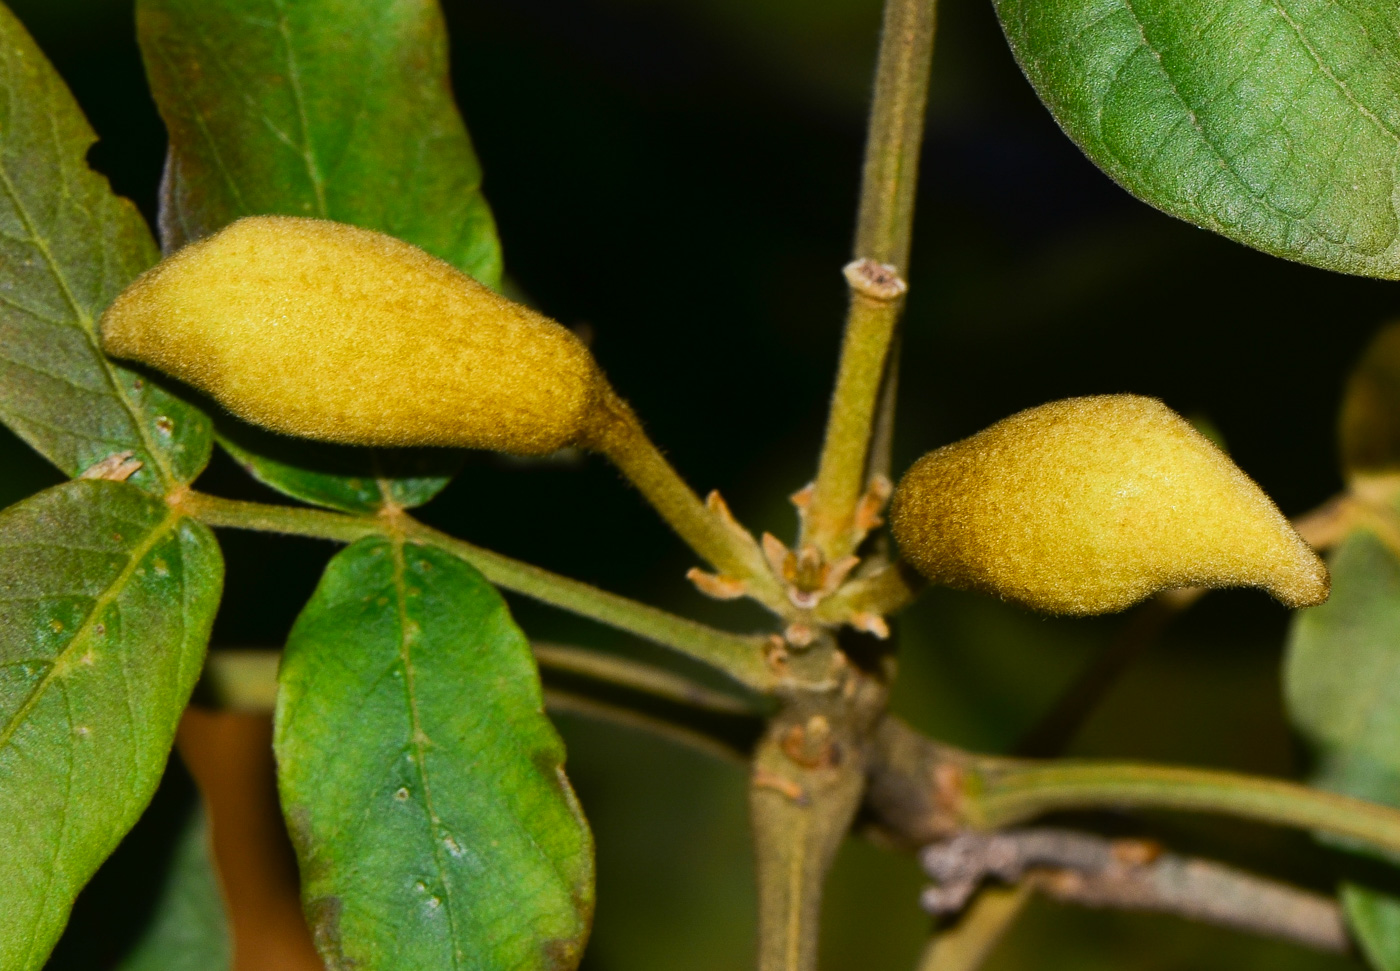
[
  {"left": 391, "top": 538, "right": 465, "bottom": 968},
  {"left": 269, "top": 0, "right": 327, "bottom": 218},
  {"left": 0, "top": 79, "right": 172, "bottom": 485},
  {"left": 1098, "top": 0, "right": 1400, "bottom": 255},
  {"left": 0, "top": 505, "right": 179, "bottom": 754}
]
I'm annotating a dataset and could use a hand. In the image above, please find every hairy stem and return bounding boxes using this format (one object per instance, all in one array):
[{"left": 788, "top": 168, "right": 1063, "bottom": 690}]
[
  {"left": 175, "top": 490, "right": 775, "bottom": 691},
  {"left": 805, "top": 0, "right": 937, "bottom": 558},
  {"left": 751, "top": 724, "right": 869, "bottom": 971},
  {"left": 966, "top": 759, "right": 1400, "bottom": 857},
  {"left": 585, "top": 388, "right": 786, "bottom": 609},
  {"left": 865, "top": 716, "right": 1400, "bottom": 860}
]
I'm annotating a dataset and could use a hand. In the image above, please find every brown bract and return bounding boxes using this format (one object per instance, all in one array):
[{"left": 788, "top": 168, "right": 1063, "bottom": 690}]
[
  {"left": 100, "top": 216, "right": 604, "bottom": 455},
  {"left": 889, "top": 395, "right": 1329, "bottom": 615}
]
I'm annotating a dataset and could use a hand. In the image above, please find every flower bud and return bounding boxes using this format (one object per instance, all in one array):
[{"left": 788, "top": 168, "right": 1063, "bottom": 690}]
[
  {"left": 889, "top": 395, "right": 1328, "bottom": 614},
  {"left": 100, "top": 216, "right": 604, "bottom": 455}
]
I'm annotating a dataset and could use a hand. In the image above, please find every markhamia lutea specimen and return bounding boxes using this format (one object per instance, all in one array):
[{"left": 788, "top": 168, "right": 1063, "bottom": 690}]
[{"left": 889, "top": 396, "right": 1330, "bottom": 615}]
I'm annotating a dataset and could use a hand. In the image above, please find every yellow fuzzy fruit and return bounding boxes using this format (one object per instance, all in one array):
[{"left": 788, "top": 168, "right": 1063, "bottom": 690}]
[
  {"left": 889, "top": 395, "right": 1329, "bottom": 615},
  {"left": 100, "top": 216, "right": 604, "bottom": 455}
]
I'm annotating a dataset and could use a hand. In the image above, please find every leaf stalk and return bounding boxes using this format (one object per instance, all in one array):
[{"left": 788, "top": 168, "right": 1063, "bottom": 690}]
[
  {"left": 585, "top": 388, "right": 787, "bottom": 610},
  {"left": 174, "top": 490, "right": 775, "bottom": 692}
]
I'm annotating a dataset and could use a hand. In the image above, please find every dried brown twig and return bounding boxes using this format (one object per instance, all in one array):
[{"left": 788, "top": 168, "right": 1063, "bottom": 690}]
[{"left": 919, "top": 828, "right": 1348, "bottom": 954}]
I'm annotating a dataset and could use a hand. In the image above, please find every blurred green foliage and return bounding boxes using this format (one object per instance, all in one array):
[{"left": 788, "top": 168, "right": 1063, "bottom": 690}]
[{"left": 11, "top": 0, "right": 1392, "bottom": 967}]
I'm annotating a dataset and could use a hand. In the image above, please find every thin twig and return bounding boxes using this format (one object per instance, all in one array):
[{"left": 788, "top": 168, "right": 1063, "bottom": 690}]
[
  {"left": 543, "top": 688, "right": 748, "bottom": 765},
  {"left": 920, "top": 829, "right": 1348, "bottom": 954},
  {"left": 192, "top": 644, "right": 758, "bottom": 764},
  {"left": 967, "top": 758, "right": 1400, "bottom": 854},
  {"left": 532, "top": 642, "right": 765, "bottom": 716}
]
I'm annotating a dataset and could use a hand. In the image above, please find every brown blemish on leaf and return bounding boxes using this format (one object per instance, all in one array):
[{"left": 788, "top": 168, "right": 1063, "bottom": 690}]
[{"left": 304, "top": 895, "right": 356, "bottom": 971}]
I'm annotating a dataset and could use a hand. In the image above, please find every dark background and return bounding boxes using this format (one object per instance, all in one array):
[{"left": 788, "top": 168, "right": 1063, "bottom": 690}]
[{"left": 6, "top": 0, "right": 1394, "bottom": 967}]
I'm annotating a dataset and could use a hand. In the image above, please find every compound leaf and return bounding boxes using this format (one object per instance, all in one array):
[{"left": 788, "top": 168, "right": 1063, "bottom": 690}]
[
  {"left": 137, "top": 0, "right": 502, "bottom": 513},
  {"left": 0, "top": 3, "right": 211, "bottom": 493},
  {"left": 275, "top": 538, "right": 593, "bottom": 971},
  {"left": 0, "top": 479, "right": 223, "bottom": 969},
  {"left": 1286, "top": 527, "right": 1400, "bottom": 969},
  {"left": 995, "top": 0, "right": 1400, "bottom": 279}
]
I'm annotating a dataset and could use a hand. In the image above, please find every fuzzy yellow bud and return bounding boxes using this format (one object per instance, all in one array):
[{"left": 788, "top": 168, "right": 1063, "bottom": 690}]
[
  {"left": 889, "top": 395, "right": 1329, "bottom": 615},
  {"left": 100, "top": 216, "right": 605, "bottom": 455}
]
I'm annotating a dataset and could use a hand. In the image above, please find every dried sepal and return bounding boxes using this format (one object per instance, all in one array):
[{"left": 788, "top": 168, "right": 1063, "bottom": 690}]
[
  {"left": 854, "top": 474, "right": 893, "bottom": 535},
  {"left": 101, "top": 216, "right": 605, "bottom": 455},
  {"left": 889, "top": 395, "right": 1329, "bottom": 615},
  {"left": 686, "top": 568, "right": 748, "bottom": 600}
]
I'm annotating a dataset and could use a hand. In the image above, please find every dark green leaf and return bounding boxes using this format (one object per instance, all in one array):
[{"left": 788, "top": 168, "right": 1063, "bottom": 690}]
[
  {"left": 994, "top": 0, "right": 1400, "bottom": 279},
  {"left": 0, "top": 4, "right": 211, "bottom": 492},
  {"left": 1286, "top": 527, "right": 1400, "bottom": 968},
  {"left": 137, "top": 0, "right": 501, "bottom": 284},
  {"left": 276, "top": 538, "right": 593, "bottom": 971},
  {"left": 0, "top": 479, "right": 223, "bottom": 969},
  {"left": 218, "top": 423, "right": 462, "bottom": 515},
  {"left": 136, "top": 0, "right": 500, "bottom": 511},
  {"left": 1341, "top": 322, "right": 1400, "bottom": 479},
  {"left": 117, "top": 801, "right": 231, "bottom": 971}
]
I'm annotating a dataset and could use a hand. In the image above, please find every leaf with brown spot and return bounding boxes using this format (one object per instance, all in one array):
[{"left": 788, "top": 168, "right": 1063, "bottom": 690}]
[
  {"left": 0, "top": 479, "right": 222, "bottom": 969},
  {"left": 275, "top": 537, "right": 594, "bottom": 970}
]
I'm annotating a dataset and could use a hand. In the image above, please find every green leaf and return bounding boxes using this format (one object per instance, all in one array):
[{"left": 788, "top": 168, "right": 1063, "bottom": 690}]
[
  {"left": 137, "top": 0, "right": 501, "bottom": 284},
  {"left": 0, "top": 3, "right": 211, "bottom": 493},
  {"left": 0, "top": 478, "right": 223, "bottom": 969},
  {"left": 1285, "top": 527, "right": 1400, "bottom": 968},
  {"left": 135, "top": 0, "right": 502, "bottom": 513},
  {"left": 218, "top": 423, "right": 462, "bottom": 515},
  {"left": 994, "top": 0, "right": 1400, "bottom": 279},
  {"left": 117, "top": 801, "right": 231, "bottom": 971},
  {"left": 276, "top": 538, "right": 594, "bottom": 971}
]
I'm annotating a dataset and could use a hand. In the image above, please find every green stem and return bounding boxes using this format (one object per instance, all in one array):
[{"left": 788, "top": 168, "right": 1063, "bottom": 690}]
[
  {"left": 917, "top": 885, "right": 1032, "bottom": 971},
  {"left": 966, "top": 759, "right": 1400, "bottom": 856},
  {"left": 531, "top": 642, "right": 766, "bottom": 716},
  {"left": 545, "top": 688, "right": 748, "bottom": 766},
  {"left": 751, "top": 722, "right": 869, "bottom": 971},
  {"left": 176, "top": 491, "right": 383, "bottom": 544},
  {"left": 175, "top": 490, "right": 775, "bottom": 692},
  {"left": 805, "top": 0, "right": 937, "bottom": 559},
  {"left": 585, "top": 389, "right": 787, "bottom": 610}
]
